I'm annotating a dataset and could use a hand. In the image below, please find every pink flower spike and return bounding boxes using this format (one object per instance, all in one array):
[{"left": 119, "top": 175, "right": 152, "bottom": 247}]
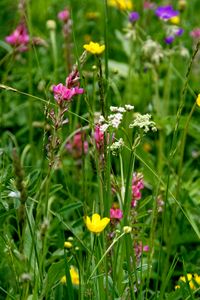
[
  {"left": 110, "top": 208, "right": 123, "bottom": 220},
  {"left": 94, "top": 125, "right": 104, "bottom": 149},
  {"left": 5, "top": 24, "right": 29, "bottom": 52},
  {"left": 58, "top": 9, "right": 70, "bottom": 22}
]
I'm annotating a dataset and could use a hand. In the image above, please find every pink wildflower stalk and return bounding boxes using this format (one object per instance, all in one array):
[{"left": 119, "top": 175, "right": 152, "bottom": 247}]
[
  {"left": 131, "top": 173, "right": 144, "bottom": 207},
  {"left": 5, "top": 23, "right": 29, "bottom": 52},
  {"left": 110, "top": 208, "right": 123, "bottom": 220},
  {"left": 94, "top": 125, "right": 104, "bottom": 150},
  {"left": 58, "top": 9, "right": 70, "bottom": 22},
  {"left": 66, "top": 131, "right": 88, "bottom": 158},
  {"left": 134, "top": 241, "right": 149, "bottom": 263}
]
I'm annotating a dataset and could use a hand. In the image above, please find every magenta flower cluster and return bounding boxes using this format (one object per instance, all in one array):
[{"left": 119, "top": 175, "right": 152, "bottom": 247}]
[
  {"left": 53, "top": 69, "right": 84, "bottom": 104},
  {"left": 131, "top": 173, "right": 144, "bottom": 207},
  {"left": 110, "top": 208, "right": 123, "bottom": 220},
  {"left": 53, "top": 84, "right": 84, "bottom": 104},
  {"left": 5, "top": 24, "right": 29, "bottom": 52}
]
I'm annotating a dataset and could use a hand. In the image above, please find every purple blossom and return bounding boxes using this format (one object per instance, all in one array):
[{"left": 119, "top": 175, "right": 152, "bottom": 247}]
[
  {"left": 155, "top": 5, "right": 179, "bottom": 20},
  {"left": 175, "top": 28, "right": 184, "bottom": 36},
  {"left": 129, "top": 11, "right": 140, "bottom": 23},
  {"left": 165, "top": 36, "right": 174, "bottom": 44}
]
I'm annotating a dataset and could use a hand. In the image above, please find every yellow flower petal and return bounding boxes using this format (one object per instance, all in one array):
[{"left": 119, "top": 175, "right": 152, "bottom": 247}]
[
  {"left": 196, "top": 94, "right": 200, "bottom": 107},
  {"left": 92, "top": 213, "right": 101, "bottom": 223}
]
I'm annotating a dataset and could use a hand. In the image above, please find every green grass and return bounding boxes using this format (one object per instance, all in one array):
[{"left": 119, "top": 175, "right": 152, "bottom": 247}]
[{"left": 0, "top": 0, "right": 200, "bottom": 299}]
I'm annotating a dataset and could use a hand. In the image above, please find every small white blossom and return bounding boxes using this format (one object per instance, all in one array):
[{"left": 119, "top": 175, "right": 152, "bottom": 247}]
[
  {"left": 109, "top": 138, "right": 124, "bottom": 155},
  {"left": 110, "top": 106, "right": 126, "bottom": 113},
  {"left": 142, "top": 38, "right": 164, "bottom": 65},
  {"left": 100, "top": 123, "right": 109, "bottom": 133},
  {"left": 8, "top": 191, "right": 21, "bottom": 198},
  {"left": 125, "top": 104, "right": 134, "bottom": 111},
  {"left": 99, "top": 115, "right": 105, "bottom": 124},
  {"left": 129, "top": 113, "right": 157, "bottom": 133},
  {"left": 108, "top": 113, "right": 123, "bottom": 128}
]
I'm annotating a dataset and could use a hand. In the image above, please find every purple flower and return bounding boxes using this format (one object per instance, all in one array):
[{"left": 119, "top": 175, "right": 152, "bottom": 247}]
[
  {"left": 155, "top": 5, "right": 179, "bottom": 20},
  {"left": 165, "top": 36, "right": 174, "bottom": 44},
  {"left": 129, "top": 11, "right": 140, "bottom": 23},
  {"left": 175, "top": 28, "right": 184, "bottom": 36}
]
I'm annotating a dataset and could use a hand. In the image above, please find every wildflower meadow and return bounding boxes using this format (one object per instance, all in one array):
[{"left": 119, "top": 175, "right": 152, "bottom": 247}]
[{"left": 1, "top": 0, "right": 200, "bottom": 299}]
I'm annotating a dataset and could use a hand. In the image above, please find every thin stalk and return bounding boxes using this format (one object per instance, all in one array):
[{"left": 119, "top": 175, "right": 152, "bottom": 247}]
[{"left": 88, "top": 232, "right": 126, "bottom": 282}]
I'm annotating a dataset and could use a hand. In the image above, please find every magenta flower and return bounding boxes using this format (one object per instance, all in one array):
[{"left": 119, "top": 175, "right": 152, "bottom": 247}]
[
  {"left": 58, "top": 9, "right": 70, "bottom": 22},
  {"left": 94, "top": 125, "right": 104, "bottom": 150},
  {"left": 129, "top": 11, "right": 140, "bottom": 23},
  {"left": 110, "top": 208, "right": 123, "bottom": 220},
  {"left": 5, "top": 24, "right": 29, "bottom": 52},
  {"left": 155, "top": 5, "right": 179, "bottom": 20},
  {"left": 53, "top": 83, "right": 84, "bottom": 104}
]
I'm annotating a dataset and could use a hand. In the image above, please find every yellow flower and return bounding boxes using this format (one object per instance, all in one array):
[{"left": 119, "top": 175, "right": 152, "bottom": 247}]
[
  {"left": 123, "top": 226, "right": 132, "bottom": 233},
  {"left": 85, "top": 213, "right": 110, "bottom": 233},
  {"left": 196, "top": 94, "right": 200, "bottom": 107},
  {"left": 83, "top": 41, "right": 105, "bottom": 55},
  {"left": 180, "top": 273, "right": 192, "bottom": 283},
  {"left": 64, "top": 241, "right": 73, "bottom": 249},
  {"left": 108, "top": 0, "right": 133, "bottom": 10},
  {"left": 194, "top": 274, "right": 200, "bottom": 286},
  {"left": 170, "top": 16, "right": 180, "bottom": 25},
  {"left": 60, "top": 266, "right": 79, "bottom": 285}
]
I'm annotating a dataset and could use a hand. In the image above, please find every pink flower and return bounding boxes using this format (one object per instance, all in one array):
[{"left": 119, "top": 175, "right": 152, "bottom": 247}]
[
  {"left": 5, "top": 24, "right": 29, "bottom": 52},
  {"left": 110, "top": 208, "right": 123, "bottom": 220},
  {"left": 53, "top": 83, "right": 84, "bottom": 104},
  {"left": 94, "top": 125, "right": 104, "bottom": 149},
  {"left": 66, "top": 132, "right": 88, "bottom": 158},
  {"left": 190, "top": 28, "right": 200, "bottom": 39},
  {"left": 135, "top": 242, "right": 149, "bottom": 262},
  {"left": 58, "top": 9, "right": 70, "bottom": 22},
  {"left": 131, "top": 173, "right": 144, "bottom": 207},
  {"left": 143, "top": 1, "right": 155, "bottom": 10}
]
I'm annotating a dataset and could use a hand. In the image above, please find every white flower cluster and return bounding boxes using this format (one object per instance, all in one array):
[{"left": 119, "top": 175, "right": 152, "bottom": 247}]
[
  {"left": 109, "top": 138, "right": 124, "bottom": 156},
  {"left": 129, "top": 113, "right": 157, "bottom": 133},
  {"left": 142, "top": 38, "right": 164, "bottom": 65},
  {"left": 99, "top": 104, "right": 134, "bottom": 132}
]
